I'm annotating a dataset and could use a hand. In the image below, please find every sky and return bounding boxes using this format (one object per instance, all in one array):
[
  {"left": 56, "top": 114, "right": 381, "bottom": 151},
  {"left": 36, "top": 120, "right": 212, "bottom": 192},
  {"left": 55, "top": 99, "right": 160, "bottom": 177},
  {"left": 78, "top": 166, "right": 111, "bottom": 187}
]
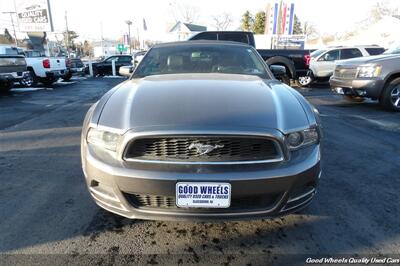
[{"left": 0, "top": 0, "right": 398, "bottom": 42}]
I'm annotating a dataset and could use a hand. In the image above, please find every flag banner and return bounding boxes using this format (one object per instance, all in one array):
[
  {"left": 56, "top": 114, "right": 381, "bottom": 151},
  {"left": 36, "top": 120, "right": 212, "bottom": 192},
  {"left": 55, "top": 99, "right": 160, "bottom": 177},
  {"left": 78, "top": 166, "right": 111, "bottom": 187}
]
[{"left": 265, "top": 1, "right": 295, "bottom": 35}]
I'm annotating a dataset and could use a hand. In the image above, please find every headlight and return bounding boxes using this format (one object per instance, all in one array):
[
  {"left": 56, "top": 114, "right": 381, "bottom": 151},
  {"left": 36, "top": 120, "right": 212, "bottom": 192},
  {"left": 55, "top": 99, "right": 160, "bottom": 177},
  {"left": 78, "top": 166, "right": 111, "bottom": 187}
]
[
  {"left": 286, "top": 127, "right": 319, "bottom": 150},
  {"left": 86, "top": 128, "right": 121, "bottom": 151},
  {"left": 357, "top": 64, "right": 381, "bottom": 78}
]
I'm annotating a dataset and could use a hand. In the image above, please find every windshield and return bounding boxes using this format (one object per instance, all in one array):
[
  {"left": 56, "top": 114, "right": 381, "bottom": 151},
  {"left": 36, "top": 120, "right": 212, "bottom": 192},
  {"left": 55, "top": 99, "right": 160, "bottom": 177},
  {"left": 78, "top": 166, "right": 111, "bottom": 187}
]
[
  {"left": 310, "top": 49, "right": 326, "bottom": 58},
  {"left": 132, "top": 44, "right": 269, "bottom": 78},
  {"left": 25, "top": 51, "right": 45, "bottom": 57},
  {"left": 384, "top": 43, "right": 400, "bottom": 55},
  {"left": 3, "top": 47, "right": 19, "bottom": 55}
]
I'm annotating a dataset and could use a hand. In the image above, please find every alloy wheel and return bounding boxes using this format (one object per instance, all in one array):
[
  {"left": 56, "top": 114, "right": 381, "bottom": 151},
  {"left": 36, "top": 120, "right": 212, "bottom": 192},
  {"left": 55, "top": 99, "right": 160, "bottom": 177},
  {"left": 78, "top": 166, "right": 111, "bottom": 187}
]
[
  {"left": 298, "top": 76, "right": 312, "bottom": 86},
  {"left": 390, "top": 86, "right": 400, "bottom": 108},
  {"left": 21, "top": 75, "right": 34, "bottom": 87}
]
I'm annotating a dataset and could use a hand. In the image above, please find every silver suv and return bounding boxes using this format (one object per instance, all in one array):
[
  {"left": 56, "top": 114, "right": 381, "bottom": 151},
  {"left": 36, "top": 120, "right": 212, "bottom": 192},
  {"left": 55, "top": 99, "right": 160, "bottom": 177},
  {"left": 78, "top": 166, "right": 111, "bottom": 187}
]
[{"left": 330, "top": 43, "right": 400, "bottom": 111}]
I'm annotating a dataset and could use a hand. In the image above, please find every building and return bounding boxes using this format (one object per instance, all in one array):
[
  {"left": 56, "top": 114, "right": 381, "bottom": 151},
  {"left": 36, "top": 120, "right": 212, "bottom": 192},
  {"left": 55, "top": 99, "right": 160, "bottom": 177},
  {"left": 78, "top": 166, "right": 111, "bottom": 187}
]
[
  {"left": 91, "top": 39, "right": 120, "bottom": 58},
  {"left": 169, "top": 21, "right": 207, "bottom": 41}
]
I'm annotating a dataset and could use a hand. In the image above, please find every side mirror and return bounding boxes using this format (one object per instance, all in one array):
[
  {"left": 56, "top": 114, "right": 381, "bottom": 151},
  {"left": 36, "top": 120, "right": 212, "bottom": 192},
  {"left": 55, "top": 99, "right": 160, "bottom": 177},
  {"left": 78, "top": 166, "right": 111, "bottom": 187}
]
[
  {"left": 119, "top": 66, "right": 134, "bottom": 77},
  {"left": 269, "top": 65, "right": 286, "bottom": 78}
]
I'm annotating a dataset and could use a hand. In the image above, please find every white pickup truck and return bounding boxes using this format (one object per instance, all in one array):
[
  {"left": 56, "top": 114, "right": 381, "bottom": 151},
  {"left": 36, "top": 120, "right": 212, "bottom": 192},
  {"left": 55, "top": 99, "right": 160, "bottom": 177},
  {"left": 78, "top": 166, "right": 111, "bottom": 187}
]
[{"left": 17, "top": 49, "right": 67, "bottom": 86}]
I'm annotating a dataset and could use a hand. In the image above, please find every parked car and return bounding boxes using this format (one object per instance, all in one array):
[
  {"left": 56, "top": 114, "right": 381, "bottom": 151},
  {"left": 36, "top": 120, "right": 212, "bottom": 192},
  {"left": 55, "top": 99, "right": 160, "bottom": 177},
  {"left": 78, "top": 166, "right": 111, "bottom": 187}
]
[
  {"left": 81, "top": 41, "right": 322, "bottom": 220},
  {"left": 330, "top": 43, "right": 400, "bottom": 111},
  {"left": 301, "top": 45, "right": 385, "bottom": 86},
  {"left": 21, "top": 49, "right": 67, "bottom": 86},
  {"left": 0, "top": 46, "right": 30, "bottom": 91},
  {"left": 62, "top": 58, "right": 86, "bottom": 81},
  {"left": 189, "top": 31, "right": 312, "bottom": 85},
  {"left": 91, "top": 55, "right": 133, "bottom": 76},
  {"left": 133, "top": 51, "right": 146, "bottom": 65},
  {"left": 117, "top": 51, "right": 148, "bottom": 76}
]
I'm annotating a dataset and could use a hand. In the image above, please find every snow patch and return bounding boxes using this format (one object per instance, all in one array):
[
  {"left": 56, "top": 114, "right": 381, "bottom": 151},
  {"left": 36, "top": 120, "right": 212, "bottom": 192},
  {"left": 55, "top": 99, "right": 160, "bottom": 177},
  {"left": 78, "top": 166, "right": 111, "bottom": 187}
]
[
  {"left": 11, "top": 87, "right": 46, "bottom": 92},
  {"left": 56, "top": 80, "right": 76, "bottom": 85},
  {"left": 102, "top": 76, "right": 125, "bottom": 79}
]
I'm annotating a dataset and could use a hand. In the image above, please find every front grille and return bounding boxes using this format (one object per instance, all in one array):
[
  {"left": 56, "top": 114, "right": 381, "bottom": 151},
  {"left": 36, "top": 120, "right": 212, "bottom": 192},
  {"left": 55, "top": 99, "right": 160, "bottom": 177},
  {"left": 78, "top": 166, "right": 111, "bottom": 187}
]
[
  {"left": 123, "top": 192, "right": 280, "bottom": 212},
  {"left": 124, "top": 136, "right": 280, "bottom": 163},
  {"left": 334, "top": 67, "right": 358, "bottom": 79}
]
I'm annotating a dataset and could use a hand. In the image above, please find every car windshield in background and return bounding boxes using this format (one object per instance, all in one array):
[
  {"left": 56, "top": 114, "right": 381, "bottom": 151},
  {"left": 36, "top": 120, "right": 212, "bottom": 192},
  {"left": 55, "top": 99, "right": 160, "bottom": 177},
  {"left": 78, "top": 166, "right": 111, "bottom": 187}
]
[
  {"left": 133, "top": 44, "right": 269, "bottom": 78},
  {"left": 25, "top": 51, "right": 45, "bottom": 57},
  {"left": 310, "top": 49, "right": 326, "bottom": 58},
  {"left": 384, "top": 44, "right": 400, "bottom": 55},
  {"left": 3, "top": 47, "right": 19, "bottom": 55}
]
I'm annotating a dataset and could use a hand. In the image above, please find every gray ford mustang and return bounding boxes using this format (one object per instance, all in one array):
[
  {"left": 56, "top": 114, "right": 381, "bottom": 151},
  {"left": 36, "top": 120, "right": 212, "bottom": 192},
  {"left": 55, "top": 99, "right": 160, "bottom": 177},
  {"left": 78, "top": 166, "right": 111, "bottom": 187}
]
[{"left": 81, "top": 41, "right": 322, "bottom": 221}]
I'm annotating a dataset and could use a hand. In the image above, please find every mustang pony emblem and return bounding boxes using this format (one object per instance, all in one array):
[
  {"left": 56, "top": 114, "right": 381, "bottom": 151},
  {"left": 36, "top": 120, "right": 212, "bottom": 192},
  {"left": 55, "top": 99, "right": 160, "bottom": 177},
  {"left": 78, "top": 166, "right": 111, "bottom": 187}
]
[{"left": 188, "top": 143, "right": 224, "bottom": 156}]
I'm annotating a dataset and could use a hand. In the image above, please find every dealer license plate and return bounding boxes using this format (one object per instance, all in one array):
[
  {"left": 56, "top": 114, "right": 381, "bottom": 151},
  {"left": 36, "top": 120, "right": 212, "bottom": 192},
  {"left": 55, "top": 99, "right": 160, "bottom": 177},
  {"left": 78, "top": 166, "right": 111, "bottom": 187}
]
[{"left": 176, "top": 182, "right": 231, "bottom": 208}]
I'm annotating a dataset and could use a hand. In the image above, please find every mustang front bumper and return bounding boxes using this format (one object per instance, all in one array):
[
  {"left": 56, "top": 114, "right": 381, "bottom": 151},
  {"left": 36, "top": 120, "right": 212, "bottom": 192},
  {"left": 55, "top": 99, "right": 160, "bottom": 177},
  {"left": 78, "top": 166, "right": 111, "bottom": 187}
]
[{"left": 82, "top": 141, "right": 321, "bottom": 221}]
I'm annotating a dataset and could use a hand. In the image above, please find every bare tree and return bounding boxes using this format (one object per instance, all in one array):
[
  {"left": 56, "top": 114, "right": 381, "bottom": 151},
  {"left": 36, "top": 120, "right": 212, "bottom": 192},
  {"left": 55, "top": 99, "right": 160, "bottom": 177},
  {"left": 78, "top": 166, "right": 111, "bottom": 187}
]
[
  {"left": 369, "top": 0, "right": 400, "bottom": 22},
  {"left": 169, "top": 2, "right": 200, "bottom": 23},
  {"left": 303, "top": 21, "right": 318, "bottom": 38},
  {"left": 212, "top": 13, "right": 233, "bottom": 30},
  {"left": 349, "top": 0, "right": 400, "bottom": 35}
]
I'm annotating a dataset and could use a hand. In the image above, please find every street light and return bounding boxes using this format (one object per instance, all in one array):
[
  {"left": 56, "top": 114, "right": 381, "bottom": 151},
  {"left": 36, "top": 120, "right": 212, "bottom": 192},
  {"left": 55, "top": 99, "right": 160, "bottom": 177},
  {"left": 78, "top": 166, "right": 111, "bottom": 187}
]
[{"left": 125, "top": 20, "right": 132, "bottom": 54}]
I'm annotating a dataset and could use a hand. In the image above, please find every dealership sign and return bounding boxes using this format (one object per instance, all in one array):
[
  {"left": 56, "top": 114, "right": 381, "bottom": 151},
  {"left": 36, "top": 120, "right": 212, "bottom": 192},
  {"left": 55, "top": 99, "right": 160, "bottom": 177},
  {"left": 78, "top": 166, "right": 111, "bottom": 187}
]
[
  {"left": 15, "top": 0, "right": 53, "bottom": 32},
  {"left": 272, "top": 35, "right": 306, "bottom": 49}
]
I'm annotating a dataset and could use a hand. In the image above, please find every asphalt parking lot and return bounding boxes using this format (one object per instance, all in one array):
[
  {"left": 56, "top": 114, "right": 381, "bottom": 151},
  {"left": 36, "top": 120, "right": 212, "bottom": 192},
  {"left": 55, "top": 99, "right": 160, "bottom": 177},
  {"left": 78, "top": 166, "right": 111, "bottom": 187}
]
[{"left": 0, "top": 78, "right": 399, "bottom": 265}]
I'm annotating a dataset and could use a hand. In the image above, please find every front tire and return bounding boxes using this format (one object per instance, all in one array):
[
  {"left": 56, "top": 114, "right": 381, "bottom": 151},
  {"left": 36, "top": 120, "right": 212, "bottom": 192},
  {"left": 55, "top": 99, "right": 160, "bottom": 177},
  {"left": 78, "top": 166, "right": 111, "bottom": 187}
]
[
  {"left": 23, "top": 70, "right": 39, "bottom": 87},
  {"left": 20, "top": 73, "right": 34, "bottom": 87},
  {"left": 379, "top": 78, "right": 400, "bottom": 111},
  {"left": 92, "top": 67, "right": 99, "bottom": 77},
  {"left": 62, "top": 71, "right": 72, "bottom": 81}
]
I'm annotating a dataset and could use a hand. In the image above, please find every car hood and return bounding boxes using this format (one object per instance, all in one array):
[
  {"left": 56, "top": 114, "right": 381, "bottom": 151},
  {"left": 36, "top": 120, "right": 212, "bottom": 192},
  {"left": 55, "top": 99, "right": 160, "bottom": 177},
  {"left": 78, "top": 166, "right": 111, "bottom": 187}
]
[
  {"left": 96, "top": 74, "right": 310, "bottom": 133},
  {"left": 337, "top": 53, "right": 400, "bottom": 66}
]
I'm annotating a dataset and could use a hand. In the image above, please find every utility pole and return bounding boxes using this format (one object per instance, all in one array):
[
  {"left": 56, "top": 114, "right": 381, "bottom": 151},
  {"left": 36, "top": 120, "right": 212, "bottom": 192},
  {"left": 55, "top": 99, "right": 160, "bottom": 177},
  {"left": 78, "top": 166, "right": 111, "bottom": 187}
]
[
  {"left": 137, "top": 27, "right": 140, "bottom": 50},
  {"left": 100, "top": 22, "right": 104, "bottom": 57},
  {"left": 2, "top": 11, "right": 18, "bottom": 46},
  {"left": 64, "top": 11, "right": 70, "bottom": 57},
  {"left": 125, "top": 20, "right": 132, "bottom": 54}
]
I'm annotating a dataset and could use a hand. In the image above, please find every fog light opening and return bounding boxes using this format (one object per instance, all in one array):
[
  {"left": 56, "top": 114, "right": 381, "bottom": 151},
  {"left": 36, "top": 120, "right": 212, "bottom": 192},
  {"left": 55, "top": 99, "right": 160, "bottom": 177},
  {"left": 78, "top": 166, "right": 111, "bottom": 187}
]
[
  {"left": 89, "top": 180, "right": 119, "bottom": 202},
  {"left": 90, "top": 180, "right": 99, "bottom": 187}
]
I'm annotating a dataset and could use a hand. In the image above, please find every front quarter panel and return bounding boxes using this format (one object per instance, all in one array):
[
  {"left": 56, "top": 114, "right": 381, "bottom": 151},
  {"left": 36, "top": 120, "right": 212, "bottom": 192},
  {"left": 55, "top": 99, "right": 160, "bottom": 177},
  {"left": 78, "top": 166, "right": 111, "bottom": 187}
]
[
  {"left": 287, "top": 87, "right": 318, "bottom": 126},
  {"left": 90, "top": 81, "right": 127, "bottom": 125},
  {"left": 266, "top": 81, "right": 312, "bottom": 133}
]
